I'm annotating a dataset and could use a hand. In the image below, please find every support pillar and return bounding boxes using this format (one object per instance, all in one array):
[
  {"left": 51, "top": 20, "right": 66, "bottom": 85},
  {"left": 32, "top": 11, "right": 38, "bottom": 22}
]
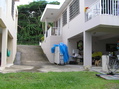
[
  {"left": 1, "top": 28, "right": 8, "bottom": 68},
  {"left": 45, "top": 19, "right": 48, "bottom": 32},
  {"left": 7, "top": 37, "right": 13, "bottom": 66},
  {"left": 83, "top": 31, "right": 92, "bottom": 69},
  {"left": 45, "top": 19, "right": 48, "bottom": 38}
]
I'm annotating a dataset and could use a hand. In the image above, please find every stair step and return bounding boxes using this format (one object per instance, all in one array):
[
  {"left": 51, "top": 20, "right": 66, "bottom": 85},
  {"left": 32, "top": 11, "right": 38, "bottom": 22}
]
[{"left": 14, "top": 45, "right": 49, "bottom": 66}]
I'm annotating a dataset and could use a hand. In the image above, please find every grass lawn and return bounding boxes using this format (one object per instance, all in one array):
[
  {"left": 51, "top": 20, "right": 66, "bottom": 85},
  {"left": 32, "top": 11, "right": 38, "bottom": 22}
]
[{"left": 0, "top": 71, "right": 119, "bottom": 89}]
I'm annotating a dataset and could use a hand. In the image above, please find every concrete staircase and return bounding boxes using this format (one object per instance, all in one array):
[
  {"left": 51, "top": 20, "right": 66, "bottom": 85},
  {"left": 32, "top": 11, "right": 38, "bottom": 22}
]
[
  {"left": 2, "top": 45, "right": 87, "bottom": 73},
  {"left": 16, "top": 45, "right": 49, "bottom": 66}
]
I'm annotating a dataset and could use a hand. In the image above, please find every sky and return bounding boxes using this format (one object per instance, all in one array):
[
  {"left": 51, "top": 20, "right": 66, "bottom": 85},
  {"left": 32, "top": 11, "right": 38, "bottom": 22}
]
[{"left": 16, "top": 0, "right": 65, "bottom": 6}]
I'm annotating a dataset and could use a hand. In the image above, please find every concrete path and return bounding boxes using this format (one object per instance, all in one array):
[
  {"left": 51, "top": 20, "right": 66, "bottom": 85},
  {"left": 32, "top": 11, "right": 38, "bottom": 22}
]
[
  {"left": 1, "top": 45, "right": 102, "bottom": 73},
  {"left": 2, "top": 64, "right": 86, "bottom": 73},
  {"left": 2, "top": 64, "right": 103, "bottom": 73}
]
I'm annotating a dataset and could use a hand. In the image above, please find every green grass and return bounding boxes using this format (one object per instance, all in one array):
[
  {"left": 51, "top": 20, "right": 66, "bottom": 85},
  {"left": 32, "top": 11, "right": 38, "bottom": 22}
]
[{"left": 0, "top": 71, "right": 119, "bottom": 89}]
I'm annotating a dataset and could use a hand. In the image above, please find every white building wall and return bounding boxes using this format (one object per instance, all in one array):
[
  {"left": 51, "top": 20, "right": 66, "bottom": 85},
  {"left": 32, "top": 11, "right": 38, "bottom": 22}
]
[
  {"left": 68, "top": 38, "right": 81, "bottom": 55},
  {"left": 41, "top": 0, "right": 119, "bottom": 66},
  {"left": 61, "top": 0, "right": 84, "bottom": 42},
  {"left": 100, "top": 15, "right": 119, "bottom": 26},
  {"left": 85, "top": 0, "right": 96, "bottom": 7},
  {"left": 59, "top": 0, "right": 119, "bottom": 67},
  {"left": 0, "top": 0, "right": 7, "bottom": 17},
  {"left": 61, "top": 0, "right": 119, "bottom": 43},
  {"left": 0, "top": 0, "right": 18, "bottom": 68},
  {"left": 41, "top": 36, "right": 62, "bottom": 63},
  {"left": 0, "top": 0, "right": 17, "bottom": 38}
]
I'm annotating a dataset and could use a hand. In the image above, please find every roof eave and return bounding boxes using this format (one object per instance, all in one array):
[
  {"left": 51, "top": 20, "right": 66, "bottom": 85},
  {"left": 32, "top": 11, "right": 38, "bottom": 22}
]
[
  {"left": 40, "top": 0, "right": 71, "bottom": 22},
  {"left": 40, "top": 4, "right": 60, "bottom": 22}
]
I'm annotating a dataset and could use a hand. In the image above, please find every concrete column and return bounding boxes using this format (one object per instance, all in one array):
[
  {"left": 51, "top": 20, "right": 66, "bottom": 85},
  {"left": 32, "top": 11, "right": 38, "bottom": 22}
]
[
  {"left": 13, "top": 38, "right": 17, "bottom": 63},
  {"left": 1, "top": 28, "right": 8, "bottom": 68},
  {"left": 45, "top": 19, "right": 48, "bottom": 38},
  {"left": 102, "top": 55, "right": 109, "bottom": 72},
  {"left": 45, "top": 19, "right": 48, "bottom": 32},
  {"left": 7, "top": 37, "right": 13, "bottom": 66},
  {"left": 83, "top": 31, "right": 92, "bottom": 69}
]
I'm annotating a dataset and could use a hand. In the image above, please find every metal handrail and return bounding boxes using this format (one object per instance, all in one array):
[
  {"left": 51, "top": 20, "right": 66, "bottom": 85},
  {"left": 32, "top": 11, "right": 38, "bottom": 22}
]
[{"left": 85, "top": 0, "right": 119, "bottom": 21}]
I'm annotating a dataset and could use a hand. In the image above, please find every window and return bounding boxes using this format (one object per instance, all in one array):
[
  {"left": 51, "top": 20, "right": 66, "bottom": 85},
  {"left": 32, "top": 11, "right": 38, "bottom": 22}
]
[
  {"left": 11, "top": 0, "right": 15, "bottom": 18},
  {"left": 69, "top": 0, "right": 79, "bottom": 20},
  {"left": 62, "top": 9, "right": 67, "bottom": 26}
]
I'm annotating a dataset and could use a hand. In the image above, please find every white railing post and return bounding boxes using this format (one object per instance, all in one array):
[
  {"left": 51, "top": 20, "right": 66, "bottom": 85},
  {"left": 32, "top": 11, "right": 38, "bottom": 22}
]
[
  {"left": 105, "top": 0, "right": 106, "bottom": 14},
  {"left": 110, "top": 0, "right": 112, "bottom": 14},
  {"left": 115, "top": 0, "right": 116, "bottom": 15},
  {"left": 100, "top": 0, "right": 102, "bottom": 15},
  {"left": 117, "top": 1, "right": 119, "bottom": 15},
  {"left": 108, "top": 0, "right": 109, "bottom": 14},
  {"left": 58, "top": 27, "right": 60, "bottom": 36},
  {"left": 50, "top": 27, "right": 52, "bottom": 36},
  {"left": 102, "top": 0, "right": 103, "bottom": 14},
  {"left": 44, "top": 33, "right": 46, "bottom": 40},
  {"left": 112, "top": 0, "right": 114, "bottom": 15}
]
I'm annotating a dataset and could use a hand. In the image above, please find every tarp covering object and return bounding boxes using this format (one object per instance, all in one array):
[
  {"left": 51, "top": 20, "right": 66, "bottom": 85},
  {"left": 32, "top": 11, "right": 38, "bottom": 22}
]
[{"left": 51, "top": 43, "right": 69, "bottom": 63}]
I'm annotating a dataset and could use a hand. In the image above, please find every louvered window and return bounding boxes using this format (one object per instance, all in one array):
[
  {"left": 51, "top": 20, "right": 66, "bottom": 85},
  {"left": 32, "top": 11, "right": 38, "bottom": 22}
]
[
  {"left": 62, "top": 9, "right": 67, "bottom": 26},
  {"left": 12, "top": 0, "right": 15, "bottom": 18},
  {"left": 69, "top": 0, "right": 79, "bottom": 20}
]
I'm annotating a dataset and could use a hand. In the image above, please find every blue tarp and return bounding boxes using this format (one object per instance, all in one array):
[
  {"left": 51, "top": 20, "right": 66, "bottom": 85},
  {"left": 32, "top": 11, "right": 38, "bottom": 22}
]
[{"left": 51, "top": 43, "right": 69, "bottom": 63}]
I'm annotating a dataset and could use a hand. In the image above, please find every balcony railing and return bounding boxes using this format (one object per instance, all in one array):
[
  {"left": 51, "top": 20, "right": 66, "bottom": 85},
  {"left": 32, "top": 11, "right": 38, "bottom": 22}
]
[
  {"left": 85, "top": 0, "right": 119, "bottom": 21},
  {"left": 45, "top": 27, "right": 61, "bottom": 38}
]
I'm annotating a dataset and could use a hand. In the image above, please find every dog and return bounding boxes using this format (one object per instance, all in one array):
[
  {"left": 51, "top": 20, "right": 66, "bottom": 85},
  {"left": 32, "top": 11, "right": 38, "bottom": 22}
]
[
  {"left": 95, "top": 60, "right": 101, "bottom": 66},
  {"left": 94, "top": 56, "right": 101, "bottom": 66}
]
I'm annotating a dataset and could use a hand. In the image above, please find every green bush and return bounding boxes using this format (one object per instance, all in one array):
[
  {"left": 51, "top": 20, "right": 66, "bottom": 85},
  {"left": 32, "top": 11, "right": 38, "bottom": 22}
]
[{"left": 41, "top": 36, "right": 44, "bottom": 42}]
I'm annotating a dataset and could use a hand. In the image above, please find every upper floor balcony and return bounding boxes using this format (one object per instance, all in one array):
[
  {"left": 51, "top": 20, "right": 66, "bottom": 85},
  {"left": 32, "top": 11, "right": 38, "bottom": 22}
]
[
  {"left": 45, "top": 27, "right": 61, "bottom": 39},
  {"left": 85, "top": 0, "right": 119, "bottom": 21}
]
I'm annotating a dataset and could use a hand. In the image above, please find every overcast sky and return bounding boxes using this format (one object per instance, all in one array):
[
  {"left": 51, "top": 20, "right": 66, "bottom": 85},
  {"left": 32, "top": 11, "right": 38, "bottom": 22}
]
[{"left": 16, "top": 0, "right": 65, "bottom": 6}]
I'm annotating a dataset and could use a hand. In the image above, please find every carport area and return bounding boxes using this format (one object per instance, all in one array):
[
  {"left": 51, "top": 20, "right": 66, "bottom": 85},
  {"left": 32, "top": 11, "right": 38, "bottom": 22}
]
[{"left": 68, "top": 25, "right": 119, "bottom": 70}]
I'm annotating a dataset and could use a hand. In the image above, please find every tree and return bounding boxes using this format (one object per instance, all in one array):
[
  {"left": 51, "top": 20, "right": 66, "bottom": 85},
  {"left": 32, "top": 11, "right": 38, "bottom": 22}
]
[{"left": 17, "top": 0, "right": 60, "bottom": 45}]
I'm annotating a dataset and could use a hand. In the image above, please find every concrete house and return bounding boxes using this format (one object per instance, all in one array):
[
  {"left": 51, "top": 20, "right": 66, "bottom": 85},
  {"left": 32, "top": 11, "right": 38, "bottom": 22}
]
[
  {"left": 40, "top": 0, "right": 119, "bottom": 69},
  {"left": 0, "top": 0, "right": 19, "bottom": 70}
]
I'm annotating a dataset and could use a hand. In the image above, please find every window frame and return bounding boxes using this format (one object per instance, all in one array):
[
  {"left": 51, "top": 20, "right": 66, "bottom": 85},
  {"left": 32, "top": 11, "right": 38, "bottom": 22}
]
[
  {"left": 62, "top": 9, "right": 67, "bottom": 26},
  {"left": 69, "top": 0, "right": 79, "bottom": 20},
  {"left": 11, "top": 0, "right": 15, "bottom": 19}
]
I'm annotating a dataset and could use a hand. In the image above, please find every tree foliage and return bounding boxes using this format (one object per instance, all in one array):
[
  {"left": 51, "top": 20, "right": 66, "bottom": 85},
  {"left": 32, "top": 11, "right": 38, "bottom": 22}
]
[{"left": 17, "top": 0, "right": 60, "bottom": 45}]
